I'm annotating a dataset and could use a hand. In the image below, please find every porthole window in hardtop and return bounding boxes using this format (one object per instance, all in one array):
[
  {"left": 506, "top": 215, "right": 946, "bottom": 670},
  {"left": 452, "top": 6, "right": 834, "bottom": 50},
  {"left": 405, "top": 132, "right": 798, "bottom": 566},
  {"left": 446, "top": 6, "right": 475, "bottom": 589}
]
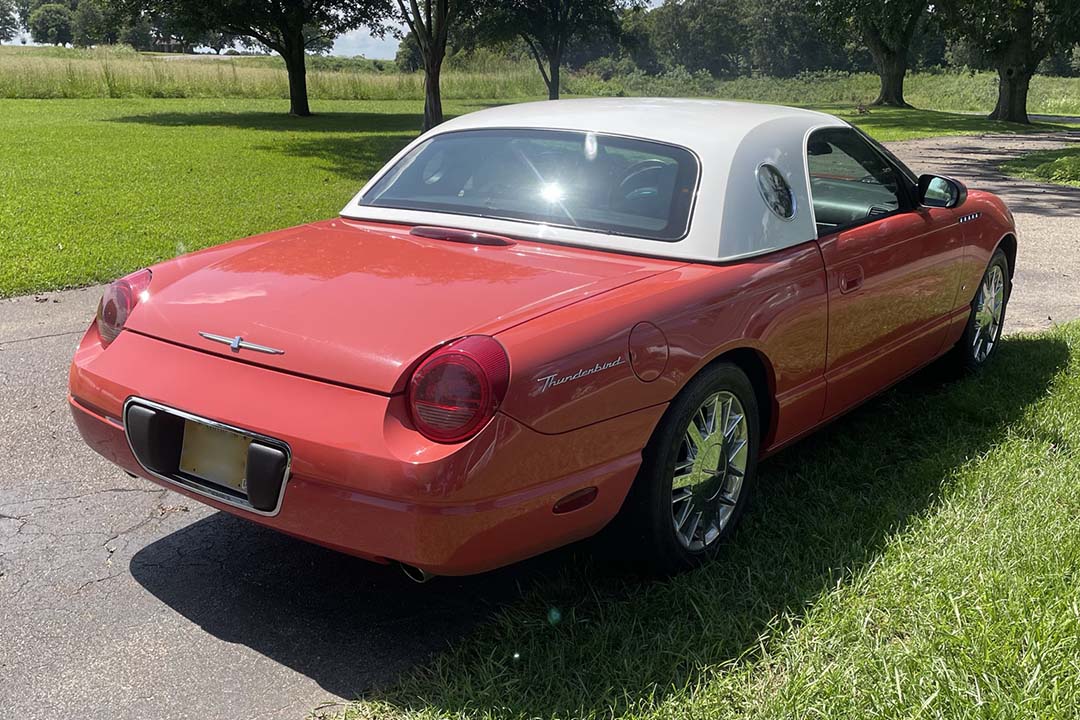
[{"left": 756, "top": 163, "right": 796, "bottom": 220}]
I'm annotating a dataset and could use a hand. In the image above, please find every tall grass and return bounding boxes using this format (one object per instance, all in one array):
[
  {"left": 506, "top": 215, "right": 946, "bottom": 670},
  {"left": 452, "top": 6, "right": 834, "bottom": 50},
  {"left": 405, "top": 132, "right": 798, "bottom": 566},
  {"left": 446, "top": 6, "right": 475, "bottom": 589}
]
[
  {"left": 0, "top": 45, "right": 546, "bottom": 100},
  {"left": 2, "top": 45, "right": 1079, "bottom": 115}
]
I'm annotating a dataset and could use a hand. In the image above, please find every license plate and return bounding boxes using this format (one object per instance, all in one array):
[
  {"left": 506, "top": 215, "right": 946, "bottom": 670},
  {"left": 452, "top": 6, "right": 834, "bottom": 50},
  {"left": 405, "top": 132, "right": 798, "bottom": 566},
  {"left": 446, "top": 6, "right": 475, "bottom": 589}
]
[{"left": 179, "top": 420, "right": 252, "bottom": 493}]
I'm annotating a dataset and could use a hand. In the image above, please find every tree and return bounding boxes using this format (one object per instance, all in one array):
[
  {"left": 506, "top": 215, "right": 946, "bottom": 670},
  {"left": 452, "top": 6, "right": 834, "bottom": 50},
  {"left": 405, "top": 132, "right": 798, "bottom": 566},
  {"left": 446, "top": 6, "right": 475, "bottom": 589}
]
[
  {"left": 395, "top": 29, "right": 423, "bottom": 71},
  {"left": 738, "top": 0, "right": 859, "bottom": 78},
  {"left": 476, "top": 0, "right": 627, "bottom": 100},
  {"left": 29, "top": 2, "right": 72, "bottom": 44},
  {"left": 396, "top": 0, "right": 460, "bottom": 131},
  {"left": 13, "top": 0, "right": 31, "bottom": 27},
  {"left": 72, "top": 0, "right": 106, "bottom": 45},
  {"left": 646, "top": 0, "right": 742, "bottom": 77},
  {"left": 822, "top": 0, "right": 927, "bottom": 106},
  {"left": 203, "top": 30, "right": 240, "bottom": 53},
  {"left": 133, "top": 0, "right": 393, "bottom": 116},
  {"left": 118, "top": 14, "right": 153, "bottom": 48},
  {"left": 943, "top": 0, "right": 1080, "bottom": 123},
  {"left": 1, "top": 0, "right": 19, "bottom": 41}
]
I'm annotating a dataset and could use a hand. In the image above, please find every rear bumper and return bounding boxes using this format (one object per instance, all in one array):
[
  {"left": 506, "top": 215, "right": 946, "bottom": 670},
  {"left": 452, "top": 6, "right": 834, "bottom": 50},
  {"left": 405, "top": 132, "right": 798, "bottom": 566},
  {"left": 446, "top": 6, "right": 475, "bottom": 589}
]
[{"left": 69, "top": 326, "right": 664, "bottom": 575}]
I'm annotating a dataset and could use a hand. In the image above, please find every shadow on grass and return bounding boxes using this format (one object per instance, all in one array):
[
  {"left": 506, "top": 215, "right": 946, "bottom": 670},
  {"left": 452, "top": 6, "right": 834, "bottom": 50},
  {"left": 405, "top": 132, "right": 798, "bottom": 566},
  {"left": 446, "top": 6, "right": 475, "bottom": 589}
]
[
  {"left": 263, "top": 134, "right": 415, "bottom": 183},
  {"left": 368, "top": 332, "right": 1071, "bottom": 717},
  {"left": 839, "top": 106, "right": 1067, "bottom": 138},
  {"left": 109, "top": 110, "right": 440, "bottom": 182},
  {"left": 129, "top": 332, "right": 1069, "bottom": 711},
  {"left": 110, "top": 110, "right": 430, "bottom": 134}
]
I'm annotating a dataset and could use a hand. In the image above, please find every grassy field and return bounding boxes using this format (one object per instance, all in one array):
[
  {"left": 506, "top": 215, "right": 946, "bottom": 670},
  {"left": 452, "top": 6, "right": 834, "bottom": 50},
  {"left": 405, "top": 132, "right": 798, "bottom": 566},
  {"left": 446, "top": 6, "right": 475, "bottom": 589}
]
[
  {"left": 2, "top": 45, "right": 1080, "bottom": 117},
  {"left": 345, "top": 321, "right": 1080, "bottom": 720},
  {"left": 0, "top": 98, "right": 420, "bottom": 296},
  {"left": 1001, "top": 147, "right": 1080, "bottom": 188},
  {"left": 3, "top": 97, "right": 1066, "bottom": 298}
]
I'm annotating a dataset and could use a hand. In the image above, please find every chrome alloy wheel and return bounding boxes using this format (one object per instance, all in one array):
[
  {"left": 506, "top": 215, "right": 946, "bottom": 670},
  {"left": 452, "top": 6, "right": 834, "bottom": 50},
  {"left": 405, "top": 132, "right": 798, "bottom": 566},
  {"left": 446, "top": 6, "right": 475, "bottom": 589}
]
[
  {"left": 973, "top": 264, "right": 1005, "bottom": 363},
  {"left": 671, "top": 391, "right": 750, "bottom": 551}
]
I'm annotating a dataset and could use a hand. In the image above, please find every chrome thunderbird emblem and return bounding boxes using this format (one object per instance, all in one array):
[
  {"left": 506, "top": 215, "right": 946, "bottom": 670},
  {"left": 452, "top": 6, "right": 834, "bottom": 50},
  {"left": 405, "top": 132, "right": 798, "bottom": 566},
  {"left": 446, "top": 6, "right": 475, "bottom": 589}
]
[{"left": 198, "top": 332, "right": 285, "bottom": 355}]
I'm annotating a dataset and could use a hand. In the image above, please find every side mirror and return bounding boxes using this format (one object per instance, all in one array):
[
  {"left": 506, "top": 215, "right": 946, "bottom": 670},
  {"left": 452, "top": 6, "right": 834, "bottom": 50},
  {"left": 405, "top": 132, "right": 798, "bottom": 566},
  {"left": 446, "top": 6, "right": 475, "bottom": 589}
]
[{"left": 917, "top": 174, "right": 967, "bottom": 209}]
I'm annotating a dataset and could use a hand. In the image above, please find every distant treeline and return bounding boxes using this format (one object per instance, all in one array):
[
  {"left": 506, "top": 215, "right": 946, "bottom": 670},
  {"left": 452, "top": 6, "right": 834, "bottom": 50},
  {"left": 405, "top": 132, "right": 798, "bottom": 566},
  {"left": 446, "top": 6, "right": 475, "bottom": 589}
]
[{"left": 395, "top": 4, "right": 1080, "bottom": 81}]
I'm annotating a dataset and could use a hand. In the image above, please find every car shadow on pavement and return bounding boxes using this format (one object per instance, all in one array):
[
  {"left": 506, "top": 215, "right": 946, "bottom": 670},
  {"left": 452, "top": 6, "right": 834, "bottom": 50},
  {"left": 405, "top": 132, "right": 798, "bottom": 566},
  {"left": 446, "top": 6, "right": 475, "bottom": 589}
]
[
  {"left": 128, "top": 502, "right": 578, "bottom": 699},
  {"left": 131, "top": 333, "right": 1070, "bottom": 715}
]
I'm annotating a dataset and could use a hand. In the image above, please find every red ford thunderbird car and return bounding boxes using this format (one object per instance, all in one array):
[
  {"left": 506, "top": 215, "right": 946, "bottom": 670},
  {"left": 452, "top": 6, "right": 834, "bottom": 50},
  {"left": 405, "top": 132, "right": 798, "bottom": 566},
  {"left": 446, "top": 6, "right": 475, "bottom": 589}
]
[{"left": 70, "top": 99, "right": 1016, "bottom": 579}]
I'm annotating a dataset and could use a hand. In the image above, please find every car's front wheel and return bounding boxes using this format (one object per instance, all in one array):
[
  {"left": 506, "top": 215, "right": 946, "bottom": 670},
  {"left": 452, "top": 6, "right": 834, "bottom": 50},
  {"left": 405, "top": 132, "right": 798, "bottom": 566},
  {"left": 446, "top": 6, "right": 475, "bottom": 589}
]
[
  {"left": 953, "top": 249, "right": 1011, "bottom": 370},
  {"left": 615, "top": 363, "right": 760, "bottom": 575}
]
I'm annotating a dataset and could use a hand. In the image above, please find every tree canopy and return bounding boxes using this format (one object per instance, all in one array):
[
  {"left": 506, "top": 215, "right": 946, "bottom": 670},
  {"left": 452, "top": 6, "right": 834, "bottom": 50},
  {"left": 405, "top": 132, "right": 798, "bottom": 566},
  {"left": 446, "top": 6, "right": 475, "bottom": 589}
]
[
  {"left": 1, "top": 0, "right": 19, "bottom": 40},
  {"left": 28, "top": 2, "right": 72, "bottom": 44}
]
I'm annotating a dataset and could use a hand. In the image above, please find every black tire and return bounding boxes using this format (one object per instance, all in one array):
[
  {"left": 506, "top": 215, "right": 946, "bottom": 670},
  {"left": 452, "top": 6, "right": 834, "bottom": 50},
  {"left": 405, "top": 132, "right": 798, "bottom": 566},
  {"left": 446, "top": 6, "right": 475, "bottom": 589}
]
[
  {"left": 614, "top": 362, "right": 760, "bottom": 576},
  {"left": 951, "top": 249, "right": 1011, "bottom": 371}
]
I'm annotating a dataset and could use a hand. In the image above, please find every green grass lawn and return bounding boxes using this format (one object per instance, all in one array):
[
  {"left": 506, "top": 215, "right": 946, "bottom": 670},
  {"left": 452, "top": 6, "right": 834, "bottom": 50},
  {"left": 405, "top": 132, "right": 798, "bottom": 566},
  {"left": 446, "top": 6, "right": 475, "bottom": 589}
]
[
  {"left": 0, "top": 98, "right": 427, "bottom": 297},
  {"left": 0, "top": 97, "right": 1069, "bottom": 298},
  {"left": 1001, "top": 146, "right": 1080, "bottom": 188},
  {"left": 345, "top": 322, "right": 1080, "bottom": 720}
]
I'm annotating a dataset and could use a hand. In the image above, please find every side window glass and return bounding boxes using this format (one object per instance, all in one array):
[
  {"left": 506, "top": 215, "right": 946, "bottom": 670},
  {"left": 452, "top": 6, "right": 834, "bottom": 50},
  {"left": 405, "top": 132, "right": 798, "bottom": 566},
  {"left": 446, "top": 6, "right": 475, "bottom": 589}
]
[{"left": 807, "top": 129, "right": 904, "bottom": 235}]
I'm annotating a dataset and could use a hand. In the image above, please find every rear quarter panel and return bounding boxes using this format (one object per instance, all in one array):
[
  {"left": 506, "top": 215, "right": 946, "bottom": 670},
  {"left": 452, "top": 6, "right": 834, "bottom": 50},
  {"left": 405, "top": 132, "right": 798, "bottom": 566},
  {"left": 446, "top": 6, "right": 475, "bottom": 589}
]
[{"left": 496, "top": 241, "right": 829, "bottom": 451}]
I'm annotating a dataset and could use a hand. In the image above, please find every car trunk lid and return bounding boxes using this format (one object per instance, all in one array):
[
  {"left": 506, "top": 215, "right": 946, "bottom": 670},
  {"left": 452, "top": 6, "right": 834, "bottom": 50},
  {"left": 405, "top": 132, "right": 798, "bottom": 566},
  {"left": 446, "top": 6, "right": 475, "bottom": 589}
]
[{"left": 126, "top": 219, "right": 682, "bottom": 393}]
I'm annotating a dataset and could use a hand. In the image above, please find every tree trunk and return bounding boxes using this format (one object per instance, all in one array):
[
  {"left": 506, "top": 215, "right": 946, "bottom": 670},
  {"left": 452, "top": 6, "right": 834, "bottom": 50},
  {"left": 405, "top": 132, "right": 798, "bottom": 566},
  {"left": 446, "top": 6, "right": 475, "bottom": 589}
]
[
  {"left": 422, "top": 58, "right": 444, "bottom": 131},
  {"left": 281, "top": 36, "right": 310, "bottom": 117},
  {"left": 869, "top": 46, "right": 910, "bottom": 107},
  {"left": 989, "top": 65, "right": 1032, "bottom": 124},
  {"left": 547, "top": 53, "right": 560, "bottom": 100},
  {"left": 987, "top": 0, "right": 1035, "bottom": 124}
]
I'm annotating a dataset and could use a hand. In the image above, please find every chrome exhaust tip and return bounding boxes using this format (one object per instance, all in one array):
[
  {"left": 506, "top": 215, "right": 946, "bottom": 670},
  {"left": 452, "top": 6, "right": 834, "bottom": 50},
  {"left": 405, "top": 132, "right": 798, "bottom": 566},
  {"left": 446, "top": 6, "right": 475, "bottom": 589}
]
[{"left": 399, "top": 563, "right": 434, "bottom": 584}]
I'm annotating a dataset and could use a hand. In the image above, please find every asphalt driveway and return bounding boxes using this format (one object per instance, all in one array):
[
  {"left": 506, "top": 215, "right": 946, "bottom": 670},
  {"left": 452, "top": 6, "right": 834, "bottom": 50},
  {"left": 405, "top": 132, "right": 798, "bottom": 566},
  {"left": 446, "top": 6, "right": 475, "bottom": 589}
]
[
  {"left": 2, "top": 129, "right": 1079, "bottom": 719},
  {"left": 0, "top": 289, "right": 564, "bottom": 718}
]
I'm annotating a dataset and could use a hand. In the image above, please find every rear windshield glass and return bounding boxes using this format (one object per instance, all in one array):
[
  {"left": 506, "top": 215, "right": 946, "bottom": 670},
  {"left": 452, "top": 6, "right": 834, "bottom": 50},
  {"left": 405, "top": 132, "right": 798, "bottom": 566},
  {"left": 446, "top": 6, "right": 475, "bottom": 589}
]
[{"left": 360, "top": 129, "right": 699, "bottom": 241}]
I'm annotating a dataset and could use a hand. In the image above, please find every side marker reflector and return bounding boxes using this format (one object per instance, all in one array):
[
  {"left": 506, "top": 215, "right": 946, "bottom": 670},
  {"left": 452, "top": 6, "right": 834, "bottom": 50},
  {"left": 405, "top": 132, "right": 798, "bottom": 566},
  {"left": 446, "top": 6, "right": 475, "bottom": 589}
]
[{"left": 553, "top": 487, "right": 598, "bottom": 514}]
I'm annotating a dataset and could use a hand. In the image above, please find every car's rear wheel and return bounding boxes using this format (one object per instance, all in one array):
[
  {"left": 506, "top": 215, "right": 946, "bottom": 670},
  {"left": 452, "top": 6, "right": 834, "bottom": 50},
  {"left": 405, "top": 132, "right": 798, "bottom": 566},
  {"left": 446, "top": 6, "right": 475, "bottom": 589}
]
[
  {"left": 953, "top": 249, "right": 1011, "bottom": 370},
  {"left": 615, "top": 363, "right": 760, "bottom": 575}
]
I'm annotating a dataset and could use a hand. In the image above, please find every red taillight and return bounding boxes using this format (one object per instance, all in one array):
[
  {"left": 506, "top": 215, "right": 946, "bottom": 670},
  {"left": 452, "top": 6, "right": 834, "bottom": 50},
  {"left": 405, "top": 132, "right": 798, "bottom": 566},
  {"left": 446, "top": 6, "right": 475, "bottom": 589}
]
[
  {"left": 407, "top": 335, "right": 510, "bottom": 443},
  {"left": 96, "top": 269, "right": 152, "bottom": 347}
]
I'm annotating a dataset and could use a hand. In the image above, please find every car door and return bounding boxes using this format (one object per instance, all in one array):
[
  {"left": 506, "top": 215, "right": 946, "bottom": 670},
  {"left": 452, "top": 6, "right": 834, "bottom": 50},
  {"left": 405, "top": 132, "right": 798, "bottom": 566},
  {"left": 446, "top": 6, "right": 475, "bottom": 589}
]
[{"left": 809, "top": 127, "right": 964, "bottom": 419}]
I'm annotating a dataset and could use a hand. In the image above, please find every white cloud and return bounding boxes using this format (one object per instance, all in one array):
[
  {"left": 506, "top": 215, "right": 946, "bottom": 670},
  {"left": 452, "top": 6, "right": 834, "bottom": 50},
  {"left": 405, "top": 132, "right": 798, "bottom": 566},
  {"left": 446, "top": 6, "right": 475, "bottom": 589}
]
[{"left": 331, "top": 29, "right": 401, "bottom": 59}]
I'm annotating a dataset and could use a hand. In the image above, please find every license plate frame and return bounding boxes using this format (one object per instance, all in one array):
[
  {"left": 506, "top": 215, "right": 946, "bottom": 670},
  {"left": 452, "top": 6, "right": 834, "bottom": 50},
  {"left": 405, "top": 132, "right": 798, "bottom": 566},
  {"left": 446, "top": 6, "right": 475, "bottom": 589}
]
[{"left": 178, "top": 420, "right": 253, "bottom": 494}]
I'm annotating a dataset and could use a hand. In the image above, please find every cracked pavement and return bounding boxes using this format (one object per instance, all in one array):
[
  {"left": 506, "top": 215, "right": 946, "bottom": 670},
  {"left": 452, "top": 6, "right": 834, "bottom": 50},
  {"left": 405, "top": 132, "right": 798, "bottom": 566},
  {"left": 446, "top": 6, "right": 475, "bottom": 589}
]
[
  {"left": 0, "top": 289, "right": 553, "bottom": 719},
  {"left": 2, "top": 130, "right": 1079, "bottom": 719}
]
